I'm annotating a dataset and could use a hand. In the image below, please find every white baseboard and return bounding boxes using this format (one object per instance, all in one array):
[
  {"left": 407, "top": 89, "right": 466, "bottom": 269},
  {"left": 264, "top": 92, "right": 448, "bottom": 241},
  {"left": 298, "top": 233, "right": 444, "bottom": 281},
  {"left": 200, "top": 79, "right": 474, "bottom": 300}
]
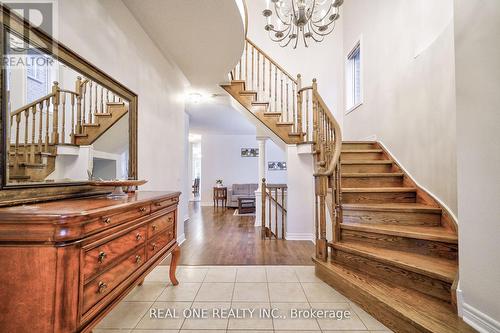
[
  {"left": 285, "top": 232, "right": 315, "bottom": 242},
  {"left": 462, "top": 302, "right": 500, "bottom": 333},
  {"left": 177, "top": 233, "right": 186, "bottom": 246}
]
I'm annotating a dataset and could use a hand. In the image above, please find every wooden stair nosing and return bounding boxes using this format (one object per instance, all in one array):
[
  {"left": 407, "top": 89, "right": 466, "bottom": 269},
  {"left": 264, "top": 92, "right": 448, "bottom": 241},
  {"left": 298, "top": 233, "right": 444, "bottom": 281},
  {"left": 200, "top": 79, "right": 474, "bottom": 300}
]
[
  {"left": 276, "top": 122, "right": 294, "bottom": 126},
  {"left": 342, "top": 172, "right": 404, "bottom": 178},
  {"left": 94, "top": 112, "right": 112, "bottom": 117},
  {"left": 341, "top": 149, "right": 384, "bottom": 153},
  {"left": 82, "top": 123, "right": 100, "bottom": 128},
  {"left": 341, "top": 221, "right": 458, "bottom": 243},
  {"left": 342, "top": 187, "right": 417, "bottom": 193},
  {"left": 341, "top": 159, "right": 393, "bottom": 165},
  {"left": 314, "top": 259, "right": 474, "bottom": 333},
  {"left": 263, "top": 112, "right": 282, "bottom": 117}
]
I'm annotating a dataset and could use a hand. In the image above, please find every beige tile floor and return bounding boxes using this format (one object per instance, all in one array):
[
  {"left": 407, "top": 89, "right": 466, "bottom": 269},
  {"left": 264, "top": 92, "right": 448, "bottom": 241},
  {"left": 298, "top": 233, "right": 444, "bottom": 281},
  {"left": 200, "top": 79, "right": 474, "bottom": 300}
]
[{"left": 94, "top": 265, "right": 393, "bottom": 333}]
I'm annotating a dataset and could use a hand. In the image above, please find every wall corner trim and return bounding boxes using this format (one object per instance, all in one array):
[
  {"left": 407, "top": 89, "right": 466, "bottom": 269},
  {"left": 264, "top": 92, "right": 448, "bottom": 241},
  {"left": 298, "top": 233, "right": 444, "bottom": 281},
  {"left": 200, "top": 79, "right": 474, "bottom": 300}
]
[{"left": 462, "top": 302, "right": 500, "bottom": 333}]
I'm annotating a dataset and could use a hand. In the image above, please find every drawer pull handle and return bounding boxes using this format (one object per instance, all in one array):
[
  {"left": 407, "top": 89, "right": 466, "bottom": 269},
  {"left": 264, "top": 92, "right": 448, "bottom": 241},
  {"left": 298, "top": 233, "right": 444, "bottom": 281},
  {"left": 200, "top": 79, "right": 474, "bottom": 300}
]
[
  {"left": 168, "top": 217, "right": 173, "bottom": 222},
  {"left": 102, "top": 217, "right": 111, "bottom": 225},
  {"left": 97, "top": 281, "right": 108, "bottom": 294},
  {"left": 98, "top": 251, "right": 107, "bottom": 263},
  {"left": 152, "top": 224, "right": 158, "bottom": 231},
  {"left": 139, "top": 207, "right": 146, "bottom": 213},
  {"left": 151, "top": 243, "right": 157, "bottom": 251},
  {"left": 136, "top": 233, "right": 143, "bottom": 241},
  {"left": 135, "top": 255, "right": 142, "bottom": 264},
  {"left": 168, "top": 231, "right": 173, "bottom": 238},
  {"left": 154, "top": 202, "right": 162, "bottom": 207}
]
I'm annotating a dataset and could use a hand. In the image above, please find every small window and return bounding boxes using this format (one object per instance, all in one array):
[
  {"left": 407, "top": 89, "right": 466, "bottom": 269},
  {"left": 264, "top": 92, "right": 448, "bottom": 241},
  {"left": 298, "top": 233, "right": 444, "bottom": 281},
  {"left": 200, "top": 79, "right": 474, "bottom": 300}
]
[{"left": 346, "top": 40, "right": 362, "bottom": 113}]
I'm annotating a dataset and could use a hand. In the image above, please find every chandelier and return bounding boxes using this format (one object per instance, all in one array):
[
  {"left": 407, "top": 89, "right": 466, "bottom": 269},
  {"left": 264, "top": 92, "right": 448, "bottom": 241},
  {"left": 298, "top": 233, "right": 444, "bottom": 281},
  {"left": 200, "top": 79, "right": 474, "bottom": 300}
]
[{"left": 262, "top": 0, "right": 343, "bottom": 48}]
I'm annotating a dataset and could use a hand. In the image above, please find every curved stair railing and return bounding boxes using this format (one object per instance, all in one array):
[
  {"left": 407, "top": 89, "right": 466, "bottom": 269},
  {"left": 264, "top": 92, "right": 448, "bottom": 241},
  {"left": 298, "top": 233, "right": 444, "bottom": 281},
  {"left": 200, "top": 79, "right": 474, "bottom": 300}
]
[
  {"left": 228, "top": 38, "right": 343, "bottom": 255},
  {"left": 298, "top": 81, "right": 342, "bottom": 260}
]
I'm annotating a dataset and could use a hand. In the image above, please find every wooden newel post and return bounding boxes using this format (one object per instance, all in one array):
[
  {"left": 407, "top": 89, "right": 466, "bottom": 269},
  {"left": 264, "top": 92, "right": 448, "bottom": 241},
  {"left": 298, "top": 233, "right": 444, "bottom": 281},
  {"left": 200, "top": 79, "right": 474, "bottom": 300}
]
[
  {"left": 51, "top": 81, "right": 60, "bottom": 144},
  {"left": 261, "top": 178, "right": 267, "bottom": 239},
  {"left": 315, "top": 175, "right": 328, "bottom": 261}
]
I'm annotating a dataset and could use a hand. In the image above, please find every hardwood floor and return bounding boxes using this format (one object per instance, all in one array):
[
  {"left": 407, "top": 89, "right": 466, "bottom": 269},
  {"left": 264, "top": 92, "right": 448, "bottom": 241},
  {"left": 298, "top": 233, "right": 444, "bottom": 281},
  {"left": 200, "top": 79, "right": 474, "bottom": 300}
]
[{"left": 164, "top": 202, "right": 314, "bottom": 266}]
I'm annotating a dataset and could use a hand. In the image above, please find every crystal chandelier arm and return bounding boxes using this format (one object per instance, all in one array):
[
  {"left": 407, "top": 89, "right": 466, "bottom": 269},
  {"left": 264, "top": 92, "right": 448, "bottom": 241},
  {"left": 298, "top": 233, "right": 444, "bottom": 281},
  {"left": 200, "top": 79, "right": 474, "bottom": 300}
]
[
  {"left": 267, "top": 20, "right": 292, "bottom": 34},
  {"left": 269, "top": 23, "right": 293, "bottom": 43},
  {"left": 307, "top": 21, "right": 325, "bottom": 42},
  {"left": 311, "top": 3, "right": 334, "bottom": 24},
  {"left": 307, "top": 0, "right": 317, "bottom": 21},
  {"left": 274, "top": 1, "right": 292, "bottom": 26},
  {"left": 309, "top": 17, "right": 337, "bottom": 37}
]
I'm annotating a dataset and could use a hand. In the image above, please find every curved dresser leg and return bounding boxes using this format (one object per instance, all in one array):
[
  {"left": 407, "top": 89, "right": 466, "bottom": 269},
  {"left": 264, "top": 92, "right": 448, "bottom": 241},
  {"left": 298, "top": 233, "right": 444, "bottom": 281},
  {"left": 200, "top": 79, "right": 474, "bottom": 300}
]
[{"left": 169, "top": 246, "right": 180, "bottom": 286}]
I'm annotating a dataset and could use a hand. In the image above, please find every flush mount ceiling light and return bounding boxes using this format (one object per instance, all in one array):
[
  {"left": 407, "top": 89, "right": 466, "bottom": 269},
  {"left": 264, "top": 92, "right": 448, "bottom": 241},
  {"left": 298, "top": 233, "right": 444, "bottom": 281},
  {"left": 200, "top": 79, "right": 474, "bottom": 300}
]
[
  {"left": 187, "top": 92, "right": 203, "bottom": 104},
  {"left": 263, "top": 0, "right": 343, "bottom": 49}
]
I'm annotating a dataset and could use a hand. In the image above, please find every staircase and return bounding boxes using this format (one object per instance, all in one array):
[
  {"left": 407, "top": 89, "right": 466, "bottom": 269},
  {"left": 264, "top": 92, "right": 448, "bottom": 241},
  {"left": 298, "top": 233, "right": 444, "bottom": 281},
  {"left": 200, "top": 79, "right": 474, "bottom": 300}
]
[
  {"left": 8, "top": 78, "right": 127, "bottom": 183},
  {"left": 223, "top": 37, "right": 475, "bottom": 333}
]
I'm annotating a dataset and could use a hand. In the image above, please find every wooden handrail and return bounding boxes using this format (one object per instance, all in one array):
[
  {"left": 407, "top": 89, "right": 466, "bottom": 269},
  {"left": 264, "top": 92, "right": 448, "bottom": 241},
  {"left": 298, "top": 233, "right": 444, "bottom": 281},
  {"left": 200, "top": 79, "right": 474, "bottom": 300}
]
[
  {"left": 11, "top": 92, "right": 55, "bottom": 117},
  {"left": 312, "top": 87, "right": 342, "bottom": 177},
  {"left": 246, "top": 38, "right": 297, "bottom": 84}
]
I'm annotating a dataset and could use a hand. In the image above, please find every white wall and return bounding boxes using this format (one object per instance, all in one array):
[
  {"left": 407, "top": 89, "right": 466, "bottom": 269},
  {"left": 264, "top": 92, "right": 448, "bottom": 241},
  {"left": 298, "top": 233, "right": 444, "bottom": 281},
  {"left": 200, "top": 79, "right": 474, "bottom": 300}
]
[
  {"left": 341, "top": 0, "right": 458, "bottom": 213},
  {"left": 57, "top": 0, "right": 189, "bottom": 239},
  {"left": 455, "top": 1, "right": 500, "bottom": 331},
  {"left": 199, "top": 134, "right": 286, "bottom": 204}
]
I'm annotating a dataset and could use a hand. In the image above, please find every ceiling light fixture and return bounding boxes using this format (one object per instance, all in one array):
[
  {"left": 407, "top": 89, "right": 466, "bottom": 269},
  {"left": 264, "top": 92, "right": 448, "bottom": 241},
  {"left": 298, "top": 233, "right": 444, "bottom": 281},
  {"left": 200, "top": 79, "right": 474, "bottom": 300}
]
[{"left": 262, "top": 0, "right": 343, "bottom": 49}]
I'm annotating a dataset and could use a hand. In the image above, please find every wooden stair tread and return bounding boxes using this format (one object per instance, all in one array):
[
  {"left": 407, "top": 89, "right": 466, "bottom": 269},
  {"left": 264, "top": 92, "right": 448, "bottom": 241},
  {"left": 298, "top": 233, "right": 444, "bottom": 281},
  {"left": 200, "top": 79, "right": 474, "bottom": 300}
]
[
  {"left": 333, "top": 241, "right": 457, "bottom": 282},
  {"left": 342, "top": 187, "right": 417, "bottom": 193},
  {"left": 94, "top": 113, "right": 112, "bottom": 117},
  {"left": 288, "top": 132, "right": 305, "bottom": 137},
  {"left": 106, "top": 102, "right": 124, "bottom": 106},
  {"left": 342, "top": 149, "right": 384, "bottom": 153},
  {"left": 240, "top": 90, "right": 257, "bottom": 95},
  {"left": 263, "top": 112, "right": 282, "bottom": 116},
  {"left": 83, "top": 123, "right": 100, "bottom": 127},
  {"left": 73, "top": 133, "right": 88, "bottom": 138},
  {"left": 251, "top": 101, "right": 269, "bottom": 106},
  {"left": 341, "top": 160, "right": 393, "bottom": 164},
  {"left": 342, "top": 141, "right": 377, "bottom": 144},
  {"left": 276, "top": 122, "right": 294, "bottom": 126},
  {"left": 342, "top": 172, "right": 404, "bottom": 178},
  {"left": 342, "top": 202, "right": 442, "bottom": 213},
  {"left": 341, "top": 222, "right": 457, "bottom": 244},
  {"left": 313, "top": 259, "right": 475, "bottom": 333}
]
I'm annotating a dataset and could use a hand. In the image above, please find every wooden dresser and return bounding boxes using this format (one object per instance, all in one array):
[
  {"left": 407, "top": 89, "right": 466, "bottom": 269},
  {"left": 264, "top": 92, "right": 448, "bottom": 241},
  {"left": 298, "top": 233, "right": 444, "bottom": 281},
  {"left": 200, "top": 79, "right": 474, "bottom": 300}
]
[{"left": 0, "top": 191, "right": 181, "bottom": 333}]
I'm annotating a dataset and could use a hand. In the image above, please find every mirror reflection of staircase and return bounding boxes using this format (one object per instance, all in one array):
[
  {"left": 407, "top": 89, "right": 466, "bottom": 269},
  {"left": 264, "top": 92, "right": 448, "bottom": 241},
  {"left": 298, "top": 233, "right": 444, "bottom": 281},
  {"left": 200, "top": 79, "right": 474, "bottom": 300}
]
[{"left": 8, "top": 77, "right": 128, "bottom": 183}]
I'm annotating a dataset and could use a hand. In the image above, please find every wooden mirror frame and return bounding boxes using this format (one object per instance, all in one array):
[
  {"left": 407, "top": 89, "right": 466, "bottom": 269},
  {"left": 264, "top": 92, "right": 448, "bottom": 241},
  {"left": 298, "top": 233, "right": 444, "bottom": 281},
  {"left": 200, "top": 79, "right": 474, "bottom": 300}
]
[{"left": 0, "top": 5, "right": 138, "bottom": 206}]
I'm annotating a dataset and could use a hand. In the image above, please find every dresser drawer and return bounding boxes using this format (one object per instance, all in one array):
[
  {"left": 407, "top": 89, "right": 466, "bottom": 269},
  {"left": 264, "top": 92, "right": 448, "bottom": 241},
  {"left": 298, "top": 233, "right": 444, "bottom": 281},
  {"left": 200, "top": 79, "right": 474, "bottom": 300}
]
[
  {"left": 151, "top": 197, "right": 179, "bottom": 212},
  {"left": 148, "top": 212, "right": 175, "bottom": 238},
  {"left": 147, "top": 227, "right": 175, "bottom": 260},
  {"left": 84, "top": 204, "right": 151, "bottom": 235},
  {"left": 82, "top": 247, "right": 145, "bottom": 314},
  {"left": 83, "top": 226, "right": 147, "bottom": 281}
]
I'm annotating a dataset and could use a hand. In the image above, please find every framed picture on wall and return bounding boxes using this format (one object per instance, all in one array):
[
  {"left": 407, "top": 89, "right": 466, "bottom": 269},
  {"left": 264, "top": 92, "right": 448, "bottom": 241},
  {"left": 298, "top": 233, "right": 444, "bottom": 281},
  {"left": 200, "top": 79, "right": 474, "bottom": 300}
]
[
  {"left": 268, "top": 161, "right": 287, "bottom": 171},
  {"left": 241, "top": 148, "right": 259, "bottom": 157}
]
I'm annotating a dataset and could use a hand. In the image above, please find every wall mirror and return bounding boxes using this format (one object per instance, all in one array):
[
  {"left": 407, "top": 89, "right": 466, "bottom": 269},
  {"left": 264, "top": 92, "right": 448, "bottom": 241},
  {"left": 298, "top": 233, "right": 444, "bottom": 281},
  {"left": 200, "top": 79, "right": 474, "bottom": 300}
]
[{"left": 0, "top": 6, "right": 137, "bottom": 205}]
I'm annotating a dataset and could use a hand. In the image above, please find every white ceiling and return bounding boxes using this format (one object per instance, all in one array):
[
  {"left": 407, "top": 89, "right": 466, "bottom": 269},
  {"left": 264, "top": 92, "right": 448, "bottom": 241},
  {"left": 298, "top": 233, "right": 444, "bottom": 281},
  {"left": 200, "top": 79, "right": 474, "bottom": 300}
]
[
  {"left": 122, "top": 0, "right": 245, "bottom": 94},
  {"left": 187, "top": 94, "right": 256, "bottom": 135}
]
